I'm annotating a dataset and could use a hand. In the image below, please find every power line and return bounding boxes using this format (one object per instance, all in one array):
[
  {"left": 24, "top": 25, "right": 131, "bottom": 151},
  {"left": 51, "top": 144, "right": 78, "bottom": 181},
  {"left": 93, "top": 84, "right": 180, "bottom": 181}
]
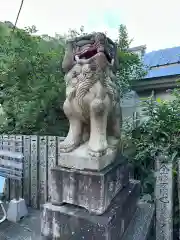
[{"left": 13, "top": 0, "right": 25, "bottom": 31}]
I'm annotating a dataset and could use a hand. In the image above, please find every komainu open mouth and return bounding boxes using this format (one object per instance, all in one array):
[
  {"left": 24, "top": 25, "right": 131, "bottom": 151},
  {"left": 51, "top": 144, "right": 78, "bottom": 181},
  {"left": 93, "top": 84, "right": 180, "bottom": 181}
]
[
  {"left": 77, "top": 46, "right": 112, "bottom": 63},
  {"left": 62, "top": 32, "right": 118, "bottom": 74},
  {"left": 79, "top": 47, "right": 97, "bottom": 59}
]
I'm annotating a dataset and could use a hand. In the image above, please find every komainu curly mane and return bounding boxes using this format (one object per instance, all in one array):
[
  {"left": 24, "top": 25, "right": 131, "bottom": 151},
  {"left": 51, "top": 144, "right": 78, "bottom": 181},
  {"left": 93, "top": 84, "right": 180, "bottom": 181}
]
[{"left": 60, "top": 32, "right": 122, "bottom": 157}]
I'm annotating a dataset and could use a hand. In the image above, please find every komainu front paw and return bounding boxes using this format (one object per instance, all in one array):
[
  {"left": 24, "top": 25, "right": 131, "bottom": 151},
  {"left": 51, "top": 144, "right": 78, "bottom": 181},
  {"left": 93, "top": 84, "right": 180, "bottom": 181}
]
[
  {"left": 88, "top": 141, "right": 108, "bottom": 157},
  {"left": 88, "top": 148, "right": 107, "bottom": 157},
  {"left": 59, "top": 141, "right": 79, "bottom": 153}
]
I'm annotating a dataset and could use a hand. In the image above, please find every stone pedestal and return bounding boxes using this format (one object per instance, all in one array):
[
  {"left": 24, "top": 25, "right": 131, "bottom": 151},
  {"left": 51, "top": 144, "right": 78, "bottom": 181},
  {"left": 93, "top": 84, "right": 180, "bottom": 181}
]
[
  {"left": 58, "top": 140, "right": 119, "bottom": 171},
  {"left": 51, "top": 154, "right": 130, "bottom": 215},
  {"left": 41, "top": 180, "right": 140, "bottom": 239},
  {"left": 41, "top": 152, "right": 155, "bottom": 240}
]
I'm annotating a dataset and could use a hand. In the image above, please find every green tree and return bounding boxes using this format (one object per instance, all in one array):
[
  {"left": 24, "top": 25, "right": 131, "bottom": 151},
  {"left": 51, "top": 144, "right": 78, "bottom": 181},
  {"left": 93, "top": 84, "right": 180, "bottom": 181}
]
[
  {"left": 129, "top": 89, "right": 180, "bottom": 195},
  {"left": 117, "top": 24, "right": 132, "bottom": 51},
  {"left": 0, "top": 23, "right": 67, "bottom": 135},
  {"left": 116, "top": 24, "right": 147, "bottom": 96}
]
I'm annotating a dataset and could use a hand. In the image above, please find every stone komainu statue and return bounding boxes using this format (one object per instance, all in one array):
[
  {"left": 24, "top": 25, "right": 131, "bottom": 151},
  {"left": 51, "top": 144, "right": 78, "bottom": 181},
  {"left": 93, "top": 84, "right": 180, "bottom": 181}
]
[{"left": 59, "top": 32, "right": 122, "bottom": 157}]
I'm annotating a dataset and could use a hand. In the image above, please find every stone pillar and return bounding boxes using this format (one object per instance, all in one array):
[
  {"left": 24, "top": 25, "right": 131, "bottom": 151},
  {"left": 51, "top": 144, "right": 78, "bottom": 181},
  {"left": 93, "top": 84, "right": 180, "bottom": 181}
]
[{"left": 155, "top": 155, "right": 173, "bottom": 240}]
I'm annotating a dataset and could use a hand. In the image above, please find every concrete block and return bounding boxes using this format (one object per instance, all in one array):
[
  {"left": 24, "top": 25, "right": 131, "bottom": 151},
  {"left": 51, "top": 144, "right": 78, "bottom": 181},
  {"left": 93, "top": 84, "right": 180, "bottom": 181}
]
[{"left": 7, "top": 198, "right": 28, "bottom": 223}]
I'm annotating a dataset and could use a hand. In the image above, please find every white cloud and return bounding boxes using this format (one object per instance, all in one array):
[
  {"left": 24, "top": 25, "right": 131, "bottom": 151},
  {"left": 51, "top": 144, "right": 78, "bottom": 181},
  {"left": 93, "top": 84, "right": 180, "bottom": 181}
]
[{"left": 1, "top": 0, "right": 180, "bottom": 52}]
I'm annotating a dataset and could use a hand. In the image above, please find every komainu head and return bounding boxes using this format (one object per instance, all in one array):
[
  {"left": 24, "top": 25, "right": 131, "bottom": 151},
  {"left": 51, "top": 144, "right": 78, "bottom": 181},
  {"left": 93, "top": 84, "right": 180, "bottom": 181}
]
[{"left": 62, "top": 32, "right": 119, "bottom": 75}]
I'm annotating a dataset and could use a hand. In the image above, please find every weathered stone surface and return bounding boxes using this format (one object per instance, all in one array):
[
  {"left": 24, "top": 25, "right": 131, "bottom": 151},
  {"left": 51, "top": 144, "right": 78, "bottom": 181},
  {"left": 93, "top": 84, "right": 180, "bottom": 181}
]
[
  {"left": 59, "top": 32, "right": 121, "bottom": 159},
  {"left": 58, "top": 139, "right": 118, "bottom": 171},
  {"left": 121, "top": 203, "right": 155, "bottom": 240},
  {"left": 51, "top": 154, "right": 130, "bottom": 215},
  {"left": 41, "top": 180, "right": 140, "bottom": 240},
  {"left": 155, "top": 157, "right": 173, "bottom": 240}
]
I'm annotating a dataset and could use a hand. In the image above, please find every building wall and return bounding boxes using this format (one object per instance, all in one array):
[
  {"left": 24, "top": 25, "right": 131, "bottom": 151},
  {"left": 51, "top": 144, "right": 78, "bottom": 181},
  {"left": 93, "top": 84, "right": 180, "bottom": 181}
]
[
  {"left": 155, "top": 91, "right": 175, "bottom": 101},
  {"left": 121, "top": 88, "right": 176, "bottom": 128},
  {"left": 138, "top": 89, "right": 174, "bottom": 103},
  {"left": 137, "top": 89, "right": 174, "bottom": 114}
]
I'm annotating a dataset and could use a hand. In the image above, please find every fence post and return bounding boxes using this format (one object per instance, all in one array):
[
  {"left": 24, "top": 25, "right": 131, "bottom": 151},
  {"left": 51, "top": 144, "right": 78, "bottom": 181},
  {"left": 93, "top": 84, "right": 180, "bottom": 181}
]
[
  {"left": 39, "top": 136, "right": 48, "bottom": 207},
  {"left": 2, "top": 135, "right": 10, "bottom": 200},
  {"left": 9, "top": 135, "right": 16, "bottom": 200},
  {"left": 30, "top": 135, "right": 38, "bottom": 208},
  {"left": 15, "top": 135, "right": 23, "bottom": 198},
  {"left": 47, "top": 136, "right": 57, "bottom": 202},
  {"left": 23, "top": 135, "right": 31, "bottom": 206}
]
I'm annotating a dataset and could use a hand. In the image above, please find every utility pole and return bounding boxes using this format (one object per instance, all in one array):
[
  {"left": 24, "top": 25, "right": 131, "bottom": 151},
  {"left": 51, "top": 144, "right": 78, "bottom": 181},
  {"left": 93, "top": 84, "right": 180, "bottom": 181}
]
[{"left": 13, "top": 0, "right": 25, "bottom": 31}]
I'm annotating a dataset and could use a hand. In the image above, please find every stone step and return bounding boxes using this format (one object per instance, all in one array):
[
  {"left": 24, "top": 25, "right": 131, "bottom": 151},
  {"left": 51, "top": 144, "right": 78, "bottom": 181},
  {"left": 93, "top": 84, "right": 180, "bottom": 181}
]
[{"left": 121, "top": 202, "right": 155, "bottom": 240}]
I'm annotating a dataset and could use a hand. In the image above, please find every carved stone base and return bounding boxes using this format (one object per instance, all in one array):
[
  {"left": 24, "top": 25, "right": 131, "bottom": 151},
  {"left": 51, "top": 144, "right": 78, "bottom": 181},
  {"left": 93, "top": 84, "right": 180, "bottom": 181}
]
[
  {"left": 51, "top": 154, "right": 130, "bottom": 215},
  {"left": 41, "top": 180, "right": 140, "bottom": 240},
  {"left": 58, "top": 139, "right": 120, "bottom": 171}
]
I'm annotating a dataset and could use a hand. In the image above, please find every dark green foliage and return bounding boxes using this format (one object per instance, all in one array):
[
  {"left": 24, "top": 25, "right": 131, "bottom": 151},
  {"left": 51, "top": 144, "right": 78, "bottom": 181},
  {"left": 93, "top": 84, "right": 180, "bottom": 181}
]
[
  {"left": 130, "top": 89, "right": 180, "bottom": 195},
  {"left": 0, "top": 23, "right": 68, "bottom": 135}
]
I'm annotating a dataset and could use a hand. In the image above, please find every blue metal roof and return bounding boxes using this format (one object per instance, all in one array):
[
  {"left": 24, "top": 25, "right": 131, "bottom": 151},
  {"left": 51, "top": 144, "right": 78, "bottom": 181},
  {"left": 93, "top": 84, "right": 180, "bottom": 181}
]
[
  {"left": 143, "top": 46, "right": 180, "bottom": 79},
  {"left": 145, "top": 64, "right": 180, "bottom": 79}
]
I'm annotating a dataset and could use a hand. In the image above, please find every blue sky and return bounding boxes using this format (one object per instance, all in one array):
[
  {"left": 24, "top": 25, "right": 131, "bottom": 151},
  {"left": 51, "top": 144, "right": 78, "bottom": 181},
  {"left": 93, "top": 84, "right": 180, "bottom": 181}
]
[{"left": 1, "top": 0, "right": 180, "bottom": 52}]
